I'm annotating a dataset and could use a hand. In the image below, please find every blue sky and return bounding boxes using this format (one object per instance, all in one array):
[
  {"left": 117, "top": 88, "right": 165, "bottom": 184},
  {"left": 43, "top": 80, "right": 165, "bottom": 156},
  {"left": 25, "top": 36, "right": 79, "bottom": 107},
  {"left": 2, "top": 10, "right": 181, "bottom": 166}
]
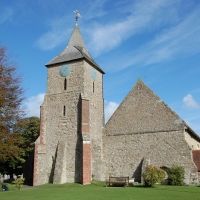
[{"left": 0, "top": 0, "right": 200, "bottom": 135}]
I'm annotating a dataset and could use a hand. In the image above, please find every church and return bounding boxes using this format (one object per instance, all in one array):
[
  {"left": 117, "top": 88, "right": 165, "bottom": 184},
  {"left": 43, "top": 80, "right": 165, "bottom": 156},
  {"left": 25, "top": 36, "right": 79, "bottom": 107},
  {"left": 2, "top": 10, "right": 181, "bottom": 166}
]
[{"left": 32, "top": 18, "right": 200, "bottom": 186}]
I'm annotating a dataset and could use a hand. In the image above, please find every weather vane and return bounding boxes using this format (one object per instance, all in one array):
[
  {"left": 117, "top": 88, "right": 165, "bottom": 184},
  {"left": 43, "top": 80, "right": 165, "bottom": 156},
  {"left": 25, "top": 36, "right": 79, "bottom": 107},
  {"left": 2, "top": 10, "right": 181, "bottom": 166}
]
[{"left": 74, "top": 10, "right": 82, "bottom": 25}]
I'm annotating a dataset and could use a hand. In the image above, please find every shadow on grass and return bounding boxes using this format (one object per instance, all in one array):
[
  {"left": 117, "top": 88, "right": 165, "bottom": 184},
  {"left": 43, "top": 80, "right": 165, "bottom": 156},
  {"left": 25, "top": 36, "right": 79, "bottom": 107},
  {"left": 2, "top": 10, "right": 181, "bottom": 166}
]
[
  {"left": 129, "top": 184, "right": 200, "bottom": 194},
  {"left": 129, "top": 185, "right": 157, "bottom": 189},
  {"left": 154, "top": 186, "right": 200, "bottom": 194},
  {"left": 131, "top": 184, "right": 200, "bottom": 194}
]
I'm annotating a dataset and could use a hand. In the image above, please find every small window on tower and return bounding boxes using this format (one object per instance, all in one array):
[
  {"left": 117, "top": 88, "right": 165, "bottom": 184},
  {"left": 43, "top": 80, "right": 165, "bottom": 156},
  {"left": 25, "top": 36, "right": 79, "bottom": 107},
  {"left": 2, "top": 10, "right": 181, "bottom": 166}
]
[
  {"left": 64, "top": 78, "right": 67, "bottom": 90},
  {"left": 63, "top": 106, "right": 66, "bottom": 116},
  {"left": 93, "top": 82, "right": 94, "bottom": 93}
]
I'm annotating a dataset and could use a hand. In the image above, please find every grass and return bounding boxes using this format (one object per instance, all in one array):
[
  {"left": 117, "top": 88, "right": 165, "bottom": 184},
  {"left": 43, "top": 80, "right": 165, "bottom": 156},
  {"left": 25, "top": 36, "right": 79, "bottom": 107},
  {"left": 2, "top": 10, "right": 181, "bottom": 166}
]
[{"left": 1, "top": 181, "right": 200, "bottom": 200}]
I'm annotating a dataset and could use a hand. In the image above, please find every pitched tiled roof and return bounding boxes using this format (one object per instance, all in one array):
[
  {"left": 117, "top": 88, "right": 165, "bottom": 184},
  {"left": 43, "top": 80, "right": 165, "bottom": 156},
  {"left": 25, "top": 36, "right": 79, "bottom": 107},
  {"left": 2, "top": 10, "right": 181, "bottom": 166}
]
[
  {"left": 46, "top": 25, "right": 104, "bottom": 74},
  {"left": 192, "top": 150, "right": 200, "bottom": 171}
]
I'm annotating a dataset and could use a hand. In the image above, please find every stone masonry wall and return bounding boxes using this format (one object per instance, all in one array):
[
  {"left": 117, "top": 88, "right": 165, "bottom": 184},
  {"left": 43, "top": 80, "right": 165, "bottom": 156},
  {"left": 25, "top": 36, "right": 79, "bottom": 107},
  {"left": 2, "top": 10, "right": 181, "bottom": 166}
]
[
  {"left": 103, "top": 130, "right": 195, "bottom": 184},
  {"left": 103, "top": 79, "right": 197, "bottom": 184},
  {"left": 34, "top": 59, "right": 104, "bottom": 185},
  {"left": 34, "top": 60, "right": 84, "bottom": 184},
  {"left": 83, "top": 61, "right": 104, "bottom": 181},
  {"left": 105, "top": 79, "right": 184, "bottom": 136},
  {"left": 33, "top": 103, "right": 50, "bottom": 186},
  {"left": 185, "top": 131, "right": 200, "bottom": 150}
]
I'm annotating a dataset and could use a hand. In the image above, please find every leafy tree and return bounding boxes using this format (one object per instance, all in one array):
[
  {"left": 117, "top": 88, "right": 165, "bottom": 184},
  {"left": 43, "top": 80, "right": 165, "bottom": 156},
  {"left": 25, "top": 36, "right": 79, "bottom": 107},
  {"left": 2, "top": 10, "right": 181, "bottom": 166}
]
[
  {"left": 0, "top": 116, "right": 40, "bottom": 175},
  {"left": 4, "top": 116, "right": 40, "bottom": 172},
  {"left": 14, "top": 116, "right": 40, "bottom": 158},
  {"left": 168, "top": 165, "right": 185, "bottom": 186},
  {"left": 0, "top": 46, "right": 24, "bottom": 163},
  {"left": 142, "top": 165, "right": 166, "bottom": 187}
]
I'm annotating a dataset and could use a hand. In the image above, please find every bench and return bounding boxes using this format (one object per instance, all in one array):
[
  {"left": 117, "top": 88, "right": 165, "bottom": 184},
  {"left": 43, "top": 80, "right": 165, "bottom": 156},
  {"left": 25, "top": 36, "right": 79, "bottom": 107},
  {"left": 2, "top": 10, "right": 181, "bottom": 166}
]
[{"left": 106, "top": 176, "right": 129, "bottom": 187}]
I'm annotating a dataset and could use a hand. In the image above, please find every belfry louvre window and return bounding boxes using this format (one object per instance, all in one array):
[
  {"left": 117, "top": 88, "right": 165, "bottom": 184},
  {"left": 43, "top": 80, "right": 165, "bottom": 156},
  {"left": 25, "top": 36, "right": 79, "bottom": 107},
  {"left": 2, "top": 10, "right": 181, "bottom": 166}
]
[
  {"left": 93, "top": 82, "right": 94, "bottom": 93},
  {"left": 64, "top": 78, "right": 67, "bottom": 90},
  {"left": 63, "top": 106, "right": 66, "bottom": 116}
]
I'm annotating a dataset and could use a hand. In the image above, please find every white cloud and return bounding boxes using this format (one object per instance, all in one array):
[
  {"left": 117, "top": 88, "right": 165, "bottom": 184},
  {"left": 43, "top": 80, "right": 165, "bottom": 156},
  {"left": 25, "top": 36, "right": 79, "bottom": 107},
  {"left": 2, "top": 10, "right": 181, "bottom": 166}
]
[
  {"left": 83, "top": 0, "right": 106, "bottom": 20},
  {"left": 114, "top": 3, "right": 200, "bottom": 70},
  {"left": 88, "top": 0, "right": 181, "bottom": 56},
  {"left": 36, "top": 29, "right": 69, "bottom": 51},
  {"left": 35, "top": 16, "right": 71, "bottom": 51},
  {"left": 104, "top": 101, "right": 119, "bottom": 123},
  {"left": 88, "top": 20, "right": 132, "bottom": 56},
  {"left": 36, "top": 0, "right": 180, "bottom": 53},
  {"left": 24, "top": 93, "right": 45, "bottom": 117},
  {"left": 183, "top": 94, "right": 200, "bottom": 110},
  {"left": 0, "top": 7, "right": 13, "bottom": 24}
]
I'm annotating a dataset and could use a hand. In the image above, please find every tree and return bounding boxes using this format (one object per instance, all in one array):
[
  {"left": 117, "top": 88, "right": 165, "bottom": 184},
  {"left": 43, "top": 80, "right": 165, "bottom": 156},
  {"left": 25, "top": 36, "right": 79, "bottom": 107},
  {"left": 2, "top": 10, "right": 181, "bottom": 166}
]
[
  {"left": 8, "top": 116, "right": 40, "bottom": 174},
  {"left": 142, "top": 165, "right": 166, "bottom": 187},
  {"left": 0, "top": 116, "right": 40, "bottom": 175},
  {"left": 14, "top": 116, "right": 40, "bottom": 158},
  {"left": 0, "top": 46, "right": 24, "bottom": 163}
]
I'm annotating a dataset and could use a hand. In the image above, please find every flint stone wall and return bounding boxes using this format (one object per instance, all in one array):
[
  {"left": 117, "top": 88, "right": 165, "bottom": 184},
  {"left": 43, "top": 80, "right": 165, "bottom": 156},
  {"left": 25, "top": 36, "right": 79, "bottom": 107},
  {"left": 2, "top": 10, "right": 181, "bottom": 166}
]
[
  {"left": 103, "top": 130, "right": 195, "bottom": 184},
  {"left": 105, "top": 79, "right": 184, "bottom": 136},
  {"left": 34, "top": 59, "right": 104, "bottom": 185},
  {"left": 83, "top": 61, "right": 104, "bottom": 181},
  {"left": 103, "top": 79, "right": 197, "bottom": 184},
  {"left": 185, "top": 131, "right": 200, "bottom": 150}
]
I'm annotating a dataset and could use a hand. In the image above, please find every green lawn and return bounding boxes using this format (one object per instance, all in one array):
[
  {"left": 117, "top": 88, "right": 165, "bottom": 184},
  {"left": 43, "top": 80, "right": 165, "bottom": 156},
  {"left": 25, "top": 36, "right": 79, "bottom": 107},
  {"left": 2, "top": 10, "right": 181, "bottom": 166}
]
[{"left": 1, "top": 181, "right": 200, "bottom": 200}]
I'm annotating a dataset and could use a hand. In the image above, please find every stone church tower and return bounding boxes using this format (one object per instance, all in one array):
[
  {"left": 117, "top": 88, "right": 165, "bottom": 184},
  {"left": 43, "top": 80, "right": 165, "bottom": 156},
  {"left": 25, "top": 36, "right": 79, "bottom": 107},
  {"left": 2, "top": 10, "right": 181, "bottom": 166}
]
[{"left": 33, "top": 23, "right": 105, "bottom": 186}]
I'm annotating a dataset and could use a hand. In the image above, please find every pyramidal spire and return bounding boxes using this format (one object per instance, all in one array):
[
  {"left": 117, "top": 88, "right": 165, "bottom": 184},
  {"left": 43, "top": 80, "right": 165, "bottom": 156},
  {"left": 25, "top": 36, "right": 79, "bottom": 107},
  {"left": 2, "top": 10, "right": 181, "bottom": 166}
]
[
  {"left": 67, "top": 25, "right": 91, "bottom": 59},
  {"left": 46, "top": 11, "right": 104, "bottom": 74}
]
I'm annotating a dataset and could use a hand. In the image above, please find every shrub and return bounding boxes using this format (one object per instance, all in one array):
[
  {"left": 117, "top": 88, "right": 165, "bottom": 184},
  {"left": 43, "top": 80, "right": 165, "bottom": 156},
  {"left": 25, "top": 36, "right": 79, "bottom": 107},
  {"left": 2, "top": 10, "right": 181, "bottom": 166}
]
[
  {"left": 142, "top": 165, "right": 166, "bottom": 187},
  {"left": 168, "top": 165, "right": 185, "bottom": 186},
  {"left": 12, "top": 177, "right": 25, "bottom": 190}
]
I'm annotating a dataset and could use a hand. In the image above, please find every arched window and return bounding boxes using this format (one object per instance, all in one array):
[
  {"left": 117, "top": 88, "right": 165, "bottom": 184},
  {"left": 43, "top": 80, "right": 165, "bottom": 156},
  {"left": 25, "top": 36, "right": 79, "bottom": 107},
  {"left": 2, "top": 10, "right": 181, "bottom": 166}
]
[
  {"left": 63, "top": 106, "right": 66, "bottom": 116},
  {"left": 64, "top": 78, "right": 67, "bottom": 90}
]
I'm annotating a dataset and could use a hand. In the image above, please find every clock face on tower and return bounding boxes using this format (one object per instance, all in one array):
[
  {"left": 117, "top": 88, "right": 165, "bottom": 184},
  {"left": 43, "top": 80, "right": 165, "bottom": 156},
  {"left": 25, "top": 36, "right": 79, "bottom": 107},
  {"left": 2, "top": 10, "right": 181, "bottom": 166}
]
[{"left": 59, "top": 64, "right": 71, "bottom": 77}]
